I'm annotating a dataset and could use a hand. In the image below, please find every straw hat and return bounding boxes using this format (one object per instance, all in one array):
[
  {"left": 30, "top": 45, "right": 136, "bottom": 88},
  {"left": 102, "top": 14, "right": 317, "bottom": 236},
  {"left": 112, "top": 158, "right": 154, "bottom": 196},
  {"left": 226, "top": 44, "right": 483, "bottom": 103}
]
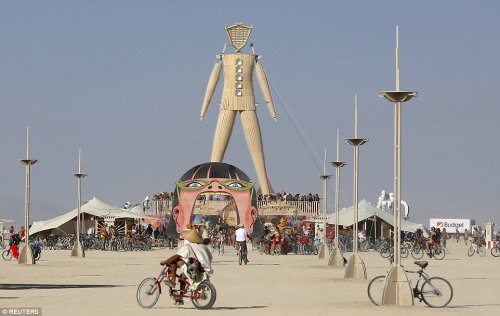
[{"left": 181, "top": 228, "right": 203, "bottom": 244}]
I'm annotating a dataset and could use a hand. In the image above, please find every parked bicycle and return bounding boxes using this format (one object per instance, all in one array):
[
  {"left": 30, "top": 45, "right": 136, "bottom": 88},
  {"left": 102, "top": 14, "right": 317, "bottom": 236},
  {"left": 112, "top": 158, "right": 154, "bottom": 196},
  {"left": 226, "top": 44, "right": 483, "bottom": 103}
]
[
  {"left": 137, "top": 262, "right": 216, "bottom": 309},
  {"left": 368, "top": 260, "right": 453, "bottom": 308}
]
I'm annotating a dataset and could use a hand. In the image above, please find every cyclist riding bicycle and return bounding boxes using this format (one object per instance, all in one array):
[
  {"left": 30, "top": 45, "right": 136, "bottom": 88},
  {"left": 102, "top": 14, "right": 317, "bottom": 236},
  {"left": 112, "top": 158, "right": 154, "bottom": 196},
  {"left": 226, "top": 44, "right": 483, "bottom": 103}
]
[
  {"left": 425, "top": 227, "right": 440, "bottom": 255},
  {"left": 235, "top": 223, "right": 251, "bottom": 263},
  {"left": 272, "top": 231, "right": 282, "bottom": 254},
  {"left": 160, "top": 228, "right": 213, "bottom": 304}
]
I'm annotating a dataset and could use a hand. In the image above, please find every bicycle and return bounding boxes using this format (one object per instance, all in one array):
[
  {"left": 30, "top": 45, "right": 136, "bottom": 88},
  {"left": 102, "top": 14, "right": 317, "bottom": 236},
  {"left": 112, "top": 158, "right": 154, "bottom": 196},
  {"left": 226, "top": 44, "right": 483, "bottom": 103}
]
[
  {"left": 411, "top": 244, "right": 445, "bottom": 260},
  {"left": 217, "top": 235, "right": 225, "bottom": 256},
  {"left": 137, "top": 262, "right": 216, "bottom": 309},
  {"left": 467, "top": 241, "right": 486, "bottom": 257},
  {"left": 237, "top": 242, "right": 248, "bottom": 265},
  {"left": 368, "top": 260, "right": 453, "bottom": 308},
  {"left": 491, "top": 242, "right": 500, "bottom": 257},
  {"left": 2, "top": 248, "right": 13, "bottom": 261}
]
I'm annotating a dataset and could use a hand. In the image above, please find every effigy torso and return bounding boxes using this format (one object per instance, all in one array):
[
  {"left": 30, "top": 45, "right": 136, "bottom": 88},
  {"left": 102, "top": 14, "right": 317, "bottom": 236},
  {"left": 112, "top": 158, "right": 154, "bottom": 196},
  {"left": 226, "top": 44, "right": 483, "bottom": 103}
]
[{"left": 220, "top": 54, "right": 256, "bottom": 111}]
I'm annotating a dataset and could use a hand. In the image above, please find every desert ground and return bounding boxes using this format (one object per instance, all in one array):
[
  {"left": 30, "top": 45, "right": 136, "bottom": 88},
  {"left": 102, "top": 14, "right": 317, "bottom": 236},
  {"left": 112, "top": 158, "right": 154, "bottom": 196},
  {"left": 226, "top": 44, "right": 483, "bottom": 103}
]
[{"left": 1, "top": 240, "right": 499, "bottom": 316}]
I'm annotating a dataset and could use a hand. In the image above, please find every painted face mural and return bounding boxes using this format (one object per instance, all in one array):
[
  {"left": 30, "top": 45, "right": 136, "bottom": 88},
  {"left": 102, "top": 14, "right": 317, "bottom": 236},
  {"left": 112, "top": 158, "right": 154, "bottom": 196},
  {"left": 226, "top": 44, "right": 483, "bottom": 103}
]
[{"left": 165, "top": 162, "right": 264, "bottom": 238}]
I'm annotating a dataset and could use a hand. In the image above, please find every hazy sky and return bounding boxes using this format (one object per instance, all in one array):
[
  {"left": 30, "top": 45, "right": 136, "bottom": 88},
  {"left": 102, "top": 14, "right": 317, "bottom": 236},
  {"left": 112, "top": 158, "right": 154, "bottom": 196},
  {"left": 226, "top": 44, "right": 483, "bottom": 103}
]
[{"left": 1, "top": 1, "right": 499, "bottom": 229}]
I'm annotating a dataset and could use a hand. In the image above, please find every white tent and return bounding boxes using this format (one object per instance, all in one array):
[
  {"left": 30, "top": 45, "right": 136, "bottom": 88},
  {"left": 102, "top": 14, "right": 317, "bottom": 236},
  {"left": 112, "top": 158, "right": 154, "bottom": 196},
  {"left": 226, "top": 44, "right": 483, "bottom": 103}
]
[
  {"left": 325, "top": 199, "right": 425, "bottom": 232},
  {"left": 30, "top": 197, "right": 153, "bottom": 235}
]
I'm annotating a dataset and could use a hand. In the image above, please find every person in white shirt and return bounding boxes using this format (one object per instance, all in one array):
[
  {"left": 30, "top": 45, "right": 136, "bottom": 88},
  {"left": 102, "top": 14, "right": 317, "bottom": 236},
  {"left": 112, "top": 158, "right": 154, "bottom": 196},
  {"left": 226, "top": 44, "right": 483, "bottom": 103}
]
[{"left": 235, "top": 223, "right": 251, "bottom": 263}]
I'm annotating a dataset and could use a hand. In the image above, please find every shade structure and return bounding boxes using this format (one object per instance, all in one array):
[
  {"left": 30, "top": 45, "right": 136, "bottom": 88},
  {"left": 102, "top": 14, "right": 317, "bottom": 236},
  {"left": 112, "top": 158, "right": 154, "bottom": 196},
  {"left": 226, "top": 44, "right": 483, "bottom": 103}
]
[
  {"left": 325, "top": 199, "right": 425, "bottom": 233},
  {"left": 30, "top": 197, "right": 155, "bottom": 235}
]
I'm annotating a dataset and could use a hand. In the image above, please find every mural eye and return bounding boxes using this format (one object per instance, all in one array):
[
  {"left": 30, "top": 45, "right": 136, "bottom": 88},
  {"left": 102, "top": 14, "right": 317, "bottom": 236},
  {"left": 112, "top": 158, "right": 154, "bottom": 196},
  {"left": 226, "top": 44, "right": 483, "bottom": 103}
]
[
  {"left": 227, "top": 182, "right": 245, "bottom": 188},
  {"left": 185, "top": 182, "right": 204, "bottom": 188}
]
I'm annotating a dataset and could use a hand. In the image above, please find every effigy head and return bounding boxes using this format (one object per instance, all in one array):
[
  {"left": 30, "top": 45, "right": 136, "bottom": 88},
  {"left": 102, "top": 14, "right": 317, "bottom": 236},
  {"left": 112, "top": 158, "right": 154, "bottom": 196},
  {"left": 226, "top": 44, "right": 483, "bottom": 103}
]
[
  {"left": 165, "top": 162, "right": 263, "bottom": 238},
  {"left": 225, "top": 22, "right": 253, "bottom": 52}
]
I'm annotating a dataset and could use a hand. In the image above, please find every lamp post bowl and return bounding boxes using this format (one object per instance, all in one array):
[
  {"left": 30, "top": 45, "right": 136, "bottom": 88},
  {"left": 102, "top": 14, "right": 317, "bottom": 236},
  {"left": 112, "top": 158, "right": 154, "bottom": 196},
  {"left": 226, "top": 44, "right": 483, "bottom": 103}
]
[{"left": 379, "top": 91, "right": 417, "bottom": 103}]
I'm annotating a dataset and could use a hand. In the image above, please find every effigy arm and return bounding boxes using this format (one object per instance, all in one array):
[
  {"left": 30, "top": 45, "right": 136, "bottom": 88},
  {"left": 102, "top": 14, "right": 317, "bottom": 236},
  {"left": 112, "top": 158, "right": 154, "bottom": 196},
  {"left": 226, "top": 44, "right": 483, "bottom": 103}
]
[
  {"left": 255, "top": 62, "right": 277, "bottom": 121},
  {"left": 200, "top": 62, "right": 222, "bottom": 120}
]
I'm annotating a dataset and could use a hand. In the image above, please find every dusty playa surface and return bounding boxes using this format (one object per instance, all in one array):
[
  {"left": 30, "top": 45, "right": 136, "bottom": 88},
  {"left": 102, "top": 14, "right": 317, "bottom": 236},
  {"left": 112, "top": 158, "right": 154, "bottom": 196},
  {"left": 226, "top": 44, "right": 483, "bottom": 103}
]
[{"left": 1, "top": 241, "right": 499, "bottom": 316}]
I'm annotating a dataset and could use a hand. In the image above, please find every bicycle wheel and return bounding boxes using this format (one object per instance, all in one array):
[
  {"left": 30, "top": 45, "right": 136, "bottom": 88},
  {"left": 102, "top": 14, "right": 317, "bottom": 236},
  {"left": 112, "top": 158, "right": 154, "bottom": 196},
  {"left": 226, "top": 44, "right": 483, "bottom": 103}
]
[
  {"left": 401, "top": 247, "right": 409, "bottom": 258},
  {"left": 191, "top": 280, "right": 217, "bottom": 310},
  {"left": 367, "top": 275, "right": 385, "bottom": 306},
  {"left": 477, "top": 246, "right": 486, "bottom": 257},
  {"left": 380, "top": 247, "right": 392, "bottom": 258},
  {"left": 411, "top": 247, "right": 424, "bottom": 260},
  {"left": 421, "top": 277, "right": 453, "bottom": 308},
  {"left": 238, "top": 250, "right": 242, "bottom": 265},
  {"left": 136, "top": 278, "right": 160, "bottom": 308},
  {"left": 491, "top": 245, "right": 500, "bottom": 257},
  {"left": 432, "top": 248, "right": 445, "bottom": 260},
  {"left": 2, "top": 249, "right": 12, "bottom": 261},
  {"left": 467, "top": 246, "right": 475, "bottom": 257}
]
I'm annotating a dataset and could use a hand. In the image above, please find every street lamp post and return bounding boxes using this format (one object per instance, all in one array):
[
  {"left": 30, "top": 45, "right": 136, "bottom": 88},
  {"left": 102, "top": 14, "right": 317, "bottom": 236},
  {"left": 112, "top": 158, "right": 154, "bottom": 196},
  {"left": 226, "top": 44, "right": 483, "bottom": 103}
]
[
  {"left": 328, "top": 129, "right": 347, "bottom": 267},
  {"left": 379, "top": 26, "right": 417, "bottom": 306},
  {"left": 18, "top": 127, "right": 37, "bottom": 265},
  {"left": 318, "top": 174, "right": 331, "bottom": 259},
  {"left": 344, "top": 95, "right": 368, "bottom": 279},
  {"left": 71, "top": 148, "right": 87, "bottom": 258},
  {"left": 317, "top": 149, "right": 331, "bottom": 259}
]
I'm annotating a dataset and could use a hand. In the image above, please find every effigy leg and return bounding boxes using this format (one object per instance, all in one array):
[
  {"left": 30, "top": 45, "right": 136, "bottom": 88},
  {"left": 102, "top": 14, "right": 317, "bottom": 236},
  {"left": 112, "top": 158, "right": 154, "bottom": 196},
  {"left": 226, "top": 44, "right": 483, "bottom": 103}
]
[
  {"left": 211, "top": 110, "right": 237, "bottom": 162},
  {"left": 240, "top": 110, "right": 271, "bottom": 194}
]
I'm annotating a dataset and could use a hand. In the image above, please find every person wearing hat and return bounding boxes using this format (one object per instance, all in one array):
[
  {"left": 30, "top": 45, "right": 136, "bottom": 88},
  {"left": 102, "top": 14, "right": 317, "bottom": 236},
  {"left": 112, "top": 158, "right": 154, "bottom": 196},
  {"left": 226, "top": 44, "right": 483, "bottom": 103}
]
[
  {"left": 193, "top": 219, "right": 210, "bottom": 244},
  {"left": 160, "top": 228, "right": 213, "bottom": 288},
  {"left": 235, "top": 223, "right": 252, "bottom": 264}
]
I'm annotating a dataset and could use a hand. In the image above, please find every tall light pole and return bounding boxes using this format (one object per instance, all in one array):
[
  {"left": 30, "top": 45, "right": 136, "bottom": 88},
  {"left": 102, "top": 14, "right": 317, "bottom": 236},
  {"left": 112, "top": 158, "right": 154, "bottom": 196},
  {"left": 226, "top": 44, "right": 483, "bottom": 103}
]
[
  {"left": 344, "top": 95, "right": 368, "bottom": 279},
  {"left": 18, "top": 127, "right": 37, "bottom": 265},
  {"left": 328, "top": 129, "right": 347, "bottom": 267},
  {"left": 71, "top": 148, "right": 87, "bottom": 258},
  {"left": 318, "top": 170, "right": 331, "bottom": 259},
  {"left": 379, "top": 26, "right": 417, "bottom": 306}
]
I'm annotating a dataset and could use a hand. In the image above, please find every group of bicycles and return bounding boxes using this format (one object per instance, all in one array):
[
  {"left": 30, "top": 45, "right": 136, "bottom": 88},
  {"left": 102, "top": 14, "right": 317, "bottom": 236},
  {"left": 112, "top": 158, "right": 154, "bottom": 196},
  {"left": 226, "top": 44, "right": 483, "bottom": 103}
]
[
  {"left": 254, "top": 234, "right": 321, "bottom": 256},
  {"left": 30, "top": 233, "right": 178, "bottom": 252},
  {"left": 374, "top": 238, "right": 447, "bottom": 261}
]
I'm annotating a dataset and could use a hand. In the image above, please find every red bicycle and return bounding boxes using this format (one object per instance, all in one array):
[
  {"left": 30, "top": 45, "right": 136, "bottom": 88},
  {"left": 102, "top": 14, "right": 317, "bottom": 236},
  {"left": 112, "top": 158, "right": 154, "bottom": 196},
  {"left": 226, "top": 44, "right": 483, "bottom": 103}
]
[{"left": 137, "top": 262, "right": 216, "bottom": 309}]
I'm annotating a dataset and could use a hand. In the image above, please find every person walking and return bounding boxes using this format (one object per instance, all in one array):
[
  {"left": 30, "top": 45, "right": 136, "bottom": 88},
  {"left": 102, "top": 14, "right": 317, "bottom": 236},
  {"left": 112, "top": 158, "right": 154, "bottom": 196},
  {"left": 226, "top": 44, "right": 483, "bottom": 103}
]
[
  {"left": 464, "top": 228, "right": 470, "bottom": 246},
  {"left": 441, "top": 228, "right": 448, "bottom": 248}
]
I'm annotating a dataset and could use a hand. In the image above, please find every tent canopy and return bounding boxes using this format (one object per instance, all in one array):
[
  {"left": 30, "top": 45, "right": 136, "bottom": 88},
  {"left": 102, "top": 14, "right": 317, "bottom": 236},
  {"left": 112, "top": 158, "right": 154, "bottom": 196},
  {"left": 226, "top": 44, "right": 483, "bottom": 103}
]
[
  {"left": 30, "top": 197, "right": 154, "bottom": 235},
  {"left": 325, "top": 199, "right": 425, "bottom": 232}
]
